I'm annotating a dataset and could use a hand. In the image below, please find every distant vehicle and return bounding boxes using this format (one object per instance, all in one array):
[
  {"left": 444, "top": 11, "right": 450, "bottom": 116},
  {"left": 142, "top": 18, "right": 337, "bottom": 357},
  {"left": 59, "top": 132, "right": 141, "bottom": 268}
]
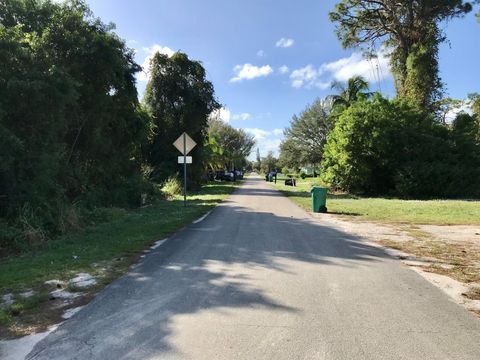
[
  {"left": 214, "top": 170, "right": 235, "bottom": 181},
  {"left": 234, "top": 170, "right": 243, "bottom": 180}
]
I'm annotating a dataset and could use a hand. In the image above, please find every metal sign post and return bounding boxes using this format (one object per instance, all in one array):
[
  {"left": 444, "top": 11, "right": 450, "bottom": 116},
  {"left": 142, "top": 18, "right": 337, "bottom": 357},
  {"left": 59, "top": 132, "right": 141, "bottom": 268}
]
[
  {"left": 183, "top": 133, "right": 187, "bottom": 208},
  {"left": 173, "top": 132, "right": 196, "bottom": 208}
]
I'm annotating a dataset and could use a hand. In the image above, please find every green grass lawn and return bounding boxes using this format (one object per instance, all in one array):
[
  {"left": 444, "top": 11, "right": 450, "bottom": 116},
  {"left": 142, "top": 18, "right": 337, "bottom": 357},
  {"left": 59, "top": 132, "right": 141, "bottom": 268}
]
[
  {"left": 273, "top": 178, "right": 480, "bottom": 225},
  {"left": 0, "top": 182, "right": 239, "bottom": 295}
]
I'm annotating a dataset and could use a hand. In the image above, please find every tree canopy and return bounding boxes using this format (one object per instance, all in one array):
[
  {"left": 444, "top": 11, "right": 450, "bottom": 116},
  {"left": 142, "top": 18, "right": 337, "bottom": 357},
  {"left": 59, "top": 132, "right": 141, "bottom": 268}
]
[
  {"left": 206, "top": 117, "right": 255, "bottom": 170},
  {"left": 330, "top": 76, "right": 370, "bottom": 110},
  {"left": 1, "top": 0, "right": 151, "bottom": 251},
  {"left": 279, "top": 99, "right": 333, "bottom": 170},
  {"left": 330, "top": 0, "right": 474, "bottom": 111},
  {"left": 320, "top": 94, "right": 480, "bottom": 197},
  {"left": 143, "top": 52, "right": 219, "bottom": 185}
]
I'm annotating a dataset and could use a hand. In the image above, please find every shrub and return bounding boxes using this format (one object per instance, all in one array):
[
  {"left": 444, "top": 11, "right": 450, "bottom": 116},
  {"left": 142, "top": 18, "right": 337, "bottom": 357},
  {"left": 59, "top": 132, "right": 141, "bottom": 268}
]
[
  {"left": 321, "top": 94, "right": 480, "bottom": 198},
  {"left": 162, "top": 176, "right": 183, "bottom": 198}
]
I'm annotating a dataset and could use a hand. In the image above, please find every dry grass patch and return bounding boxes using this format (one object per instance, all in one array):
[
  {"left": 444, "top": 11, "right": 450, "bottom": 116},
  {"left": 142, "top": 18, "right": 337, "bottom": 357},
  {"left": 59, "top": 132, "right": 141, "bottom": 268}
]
[
  {"left": 377, "top": 231, "right": 480, "bottom": 286},
  {"left": 463, "top": 287, "right": 480, "bottom": 301}
]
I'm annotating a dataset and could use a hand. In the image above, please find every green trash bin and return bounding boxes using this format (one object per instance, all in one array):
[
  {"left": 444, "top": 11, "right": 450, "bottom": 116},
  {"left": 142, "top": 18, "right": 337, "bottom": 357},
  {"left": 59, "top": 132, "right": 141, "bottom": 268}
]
[{"left": 311, "top": 187, "right": 328, "bottom": 213}]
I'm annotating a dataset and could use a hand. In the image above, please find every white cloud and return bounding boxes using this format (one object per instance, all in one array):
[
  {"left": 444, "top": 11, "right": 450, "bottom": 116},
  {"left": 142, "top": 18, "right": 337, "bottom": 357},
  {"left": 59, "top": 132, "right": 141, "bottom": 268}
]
[
  {"left": 289, "top": 49, "right": 391, "bottom": 90},
  {"left": 322, "top": 50, "right": 391, "bottom": 83},
  {"left": 244, "top": 128, "right": 270, "bottom": 140},
  {"left": 275, "top": 38, "right": 295, "bottom": 48},
  {"left": 257, "top": 50, "right": 266, "bottom": 57},
  {"left": 232, "top": 113, "right": 252, "bottom": 121},
  {"left": 290, "top": 65, "right": 331, "bottom": 90},
  {"left": 210, "top": 108, "right": 253, "bottom": 123},
  {"left": 279, "top": 65, "right": 290, "bottom": 74},
  {"left": 210, "top": 107, "right": 231, "bottom": 123},
  {"left": 244, "top": 128, "right": 284, "bottom": 159},
  {"left": 230, "top": 63, "right": 274, "bottom": 82},
  {"left": 138, "top": 44, "right": 176, "bottom": 82}
]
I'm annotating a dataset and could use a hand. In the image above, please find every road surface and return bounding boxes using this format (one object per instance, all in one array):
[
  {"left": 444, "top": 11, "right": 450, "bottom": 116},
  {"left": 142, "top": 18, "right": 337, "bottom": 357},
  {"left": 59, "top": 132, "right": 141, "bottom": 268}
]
[{"left": 27, "top": 175, "right": 480, "bottom": 359}]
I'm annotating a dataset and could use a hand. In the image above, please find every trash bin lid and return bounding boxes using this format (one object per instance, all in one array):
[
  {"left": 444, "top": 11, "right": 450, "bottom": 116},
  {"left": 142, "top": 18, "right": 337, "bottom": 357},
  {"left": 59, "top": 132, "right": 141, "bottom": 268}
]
[{"left": 310, "top": 186, "right": 328, "bottom": 192}]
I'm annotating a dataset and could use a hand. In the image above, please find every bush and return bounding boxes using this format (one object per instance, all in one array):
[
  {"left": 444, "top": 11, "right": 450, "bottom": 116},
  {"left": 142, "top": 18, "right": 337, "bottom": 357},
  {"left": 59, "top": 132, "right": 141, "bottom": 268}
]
[
  {"left": 162, "top": 176, "right": 183, "bottom": 198},
  {"left": 0, "top": 0, "right": 152, "bottom": 253},
  {"left": 321, "top": 95, "right": 480, "bottom": 198}
]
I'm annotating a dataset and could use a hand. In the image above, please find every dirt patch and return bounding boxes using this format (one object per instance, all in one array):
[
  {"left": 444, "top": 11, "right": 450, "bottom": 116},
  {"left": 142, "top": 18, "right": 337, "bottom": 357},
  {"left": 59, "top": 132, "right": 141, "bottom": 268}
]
[{"left": 0, "top": 285, "right": 96, "bottom": 339}]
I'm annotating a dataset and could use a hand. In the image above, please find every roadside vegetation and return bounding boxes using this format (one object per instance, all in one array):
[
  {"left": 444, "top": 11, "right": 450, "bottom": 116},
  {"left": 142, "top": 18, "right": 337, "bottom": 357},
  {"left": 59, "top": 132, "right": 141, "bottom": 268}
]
[
  {"left": 0, "top": 0, "right": 253, "bottom": 337},
  {"left": 273, "top": 177, "right": 480, "bottom": 225},
  {"left": 0, "top": 181, "right": 241, "bottom": 337},
  {"left": 0, "top": 0, "right": 254, "bottom": 256}
]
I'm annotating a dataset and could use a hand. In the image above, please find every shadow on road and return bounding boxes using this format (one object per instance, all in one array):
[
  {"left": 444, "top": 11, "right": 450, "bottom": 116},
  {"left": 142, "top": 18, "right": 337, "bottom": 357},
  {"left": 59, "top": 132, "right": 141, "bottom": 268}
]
[{"left": 27, "top": 178, "right": 388, "bottom": 360}]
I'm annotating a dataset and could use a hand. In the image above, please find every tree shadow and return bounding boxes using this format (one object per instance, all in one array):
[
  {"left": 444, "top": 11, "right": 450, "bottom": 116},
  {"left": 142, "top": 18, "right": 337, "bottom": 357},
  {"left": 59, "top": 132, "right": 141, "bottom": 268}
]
[{"left": 27, "top": 185, "right": 389, "bottom": 360}]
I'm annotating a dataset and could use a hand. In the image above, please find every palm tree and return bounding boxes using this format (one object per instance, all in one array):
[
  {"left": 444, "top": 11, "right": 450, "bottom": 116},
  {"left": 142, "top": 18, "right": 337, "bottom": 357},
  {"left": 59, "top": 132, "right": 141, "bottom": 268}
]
[{"left": 329, "top": 76, "right": 370, "bottom": 109}]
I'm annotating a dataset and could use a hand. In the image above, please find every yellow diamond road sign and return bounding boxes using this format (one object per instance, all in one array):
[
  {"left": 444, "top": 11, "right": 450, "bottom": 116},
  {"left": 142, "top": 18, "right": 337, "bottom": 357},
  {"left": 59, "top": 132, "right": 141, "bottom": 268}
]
[{"left": 173, "top": 132, "right": 196, "bottom": 155}]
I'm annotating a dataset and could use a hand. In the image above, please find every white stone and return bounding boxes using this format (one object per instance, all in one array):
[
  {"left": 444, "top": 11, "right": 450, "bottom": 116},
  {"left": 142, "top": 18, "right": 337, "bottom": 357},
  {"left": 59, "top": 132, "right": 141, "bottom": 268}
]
[
  {"left": 19, "top": 290, "right": 34, "bottom": 298},
  {"left": 44, "top": 279, "right": 66, "bottom": 287},
  {"left": 49, "top": 289, "right": 82, "bottom": 300},
  {"left": 70, "top": 273, "right": 96, "bottom": 288}
]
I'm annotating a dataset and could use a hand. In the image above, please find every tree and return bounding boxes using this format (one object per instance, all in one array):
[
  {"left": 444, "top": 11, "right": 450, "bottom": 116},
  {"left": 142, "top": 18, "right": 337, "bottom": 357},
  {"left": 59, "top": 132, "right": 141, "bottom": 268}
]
[
  {"left": 321, "top": 94, "right": 480, "bottom": 197},
  {"left": 261, "top": 151, "right": 278, "bottom": 174},
  {"left": 207, "top": 117, "right": 255, "bottom": 170},
  {"left": 255, "top": 148, "right": 262, "bottom": 172},
  {"left": 330, "top": 76, "right": 371, "bottom": 110},
  {"left": 0, "top": 0, "right": 148, "bottom": 216},
  {"left": 1, "top": 0, "right": 151, "bottom": 251},
  {"left": 279, "top": 99, "right": 333, "bottom": 171},
  {"left": 144, "top": 52, "right": 219, "bottom": 185},
  {"left": 330, "top": 0, "right": 474, "bottom": 111},
  {"left": 434, "top": 97, "right": 463, "bottom": 124}
]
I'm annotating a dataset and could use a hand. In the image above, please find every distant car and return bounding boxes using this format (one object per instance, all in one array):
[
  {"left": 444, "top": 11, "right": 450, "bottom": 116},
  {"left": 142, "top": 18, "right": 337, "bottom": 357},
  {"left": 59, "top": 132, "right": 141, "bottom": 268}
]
[
  {"left": 214, "top": 170, "right": 234, "bottom": 181},
  {"left": 234, "top": 170, "right": 243, "bottom": 180}
]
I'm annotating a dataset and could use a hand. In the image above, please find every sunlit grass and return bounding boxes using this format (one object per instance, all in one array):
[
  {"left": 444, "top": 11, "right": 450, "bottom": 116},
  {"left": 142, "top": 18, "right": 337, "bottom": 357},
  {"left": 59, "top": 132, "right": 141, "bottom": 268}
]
[{"left": 274, "top": 178, "right": 480, "bottom": 225}]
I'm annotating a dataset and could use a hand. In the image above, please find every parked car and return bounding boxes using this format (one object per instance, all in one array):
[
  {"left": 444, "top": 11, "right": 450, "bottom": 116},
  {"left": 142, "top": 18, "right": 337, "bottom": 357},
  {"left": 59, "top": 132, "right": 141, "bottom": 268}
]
[
  {"left": 214, "top": 170, "right": 234, "bottom": 181},
  {"left": 234, "top": 170, "right": 243, "bottom": 180}
]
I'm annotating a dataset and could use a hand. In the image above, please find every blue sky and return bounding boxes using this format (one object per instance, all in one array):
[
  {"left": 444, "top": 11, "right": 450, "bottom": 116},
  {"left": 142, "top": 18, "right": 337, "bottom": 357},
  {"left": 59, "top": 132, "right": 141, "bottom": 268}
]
[{"left": 84, "top": 0, "right": 480, "bottom": 158}]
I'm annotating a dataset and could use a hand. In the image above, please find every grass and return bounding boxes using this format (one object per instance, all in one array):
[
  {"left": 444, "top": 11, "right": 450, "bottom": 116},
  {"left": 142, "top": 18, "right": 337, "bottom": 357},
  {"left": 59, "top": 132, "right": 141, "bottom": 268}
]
[
  {"left": 273, "top": 177, "right": 480, "bottom": 225},
  {"left": 0, "top": 181, "right": 240, "bottom": 334}
]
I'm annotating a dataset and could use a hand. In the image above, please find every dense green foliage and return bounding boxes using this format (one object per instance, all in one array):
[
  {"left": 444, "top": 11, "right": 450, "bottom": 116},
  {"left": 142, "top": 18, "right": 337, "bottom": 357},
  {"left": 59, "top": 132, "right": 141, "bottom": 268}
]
[
  {"left": 143, "top": 52, "right": 219, "bottom": 186},
  {"left": 329, "top": 76, "right": 370, "bottom": 110},
  {"left": 206, "top": 117, "right": 255, "bottom": 171},
  {"left": 320, "top": 95, "right": 480, "bottom": 198},
  {"left": 0, "top": 0, "right": 151, "bottom": 252},
  {"left": 330, "top": 0, "right": 473, "bottom": 111},
  {"left": 260, "top": 151, "right": 279, "bottom": 174},
  {"left": 279, "top": 99, "right": 333, "bottom": 170},
  {"left": 1, "top": 0, "right": 254, "bottom": 254}
]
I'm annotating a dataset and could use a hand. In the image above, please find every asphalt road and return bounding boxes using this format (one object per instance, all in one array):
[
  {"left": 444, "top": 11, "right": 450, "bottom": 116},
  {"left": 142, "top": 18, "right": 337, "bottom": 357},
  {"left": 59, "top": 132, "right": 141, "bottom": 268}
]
[{"left": 27, "top": 175, "right": 480, "bottom": 360}]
